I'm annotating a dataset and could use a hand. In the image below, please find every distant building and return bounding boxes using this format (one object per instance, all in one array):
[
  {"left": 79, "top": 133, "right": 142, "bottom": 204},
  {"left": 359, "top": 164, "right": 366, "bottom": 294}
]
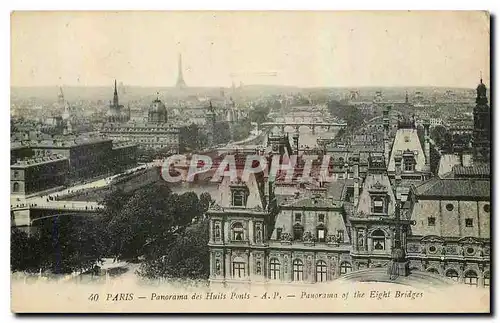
[
  {"left": 11, "top": 154, "right": 69, "bottom": 196},
  {"left": 102, "top": 96, "right": 180, "bottom": 153},
  {"left": 30, "top": 136, "right": 114, "bottom": 183},
  {"left": 106, "top": 80, "right": 131, "bottom": 123}
]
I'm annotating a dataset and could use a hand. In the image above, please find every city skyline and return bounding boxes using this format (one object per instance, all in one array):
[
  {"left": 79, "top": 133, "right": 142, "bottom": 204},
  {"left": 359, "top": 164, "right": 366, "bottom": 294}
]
[{"left": 11, "top": 11, "right": 490, "bottom": 88}]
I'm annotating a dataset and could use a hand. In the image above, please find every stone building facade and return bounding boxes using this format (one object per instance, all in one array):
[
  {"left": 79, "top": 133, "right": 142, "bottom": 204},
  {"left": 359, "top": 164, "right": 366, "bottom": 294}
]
[{"left": 206, "top": 79, "right": 490, "bottom": 288}]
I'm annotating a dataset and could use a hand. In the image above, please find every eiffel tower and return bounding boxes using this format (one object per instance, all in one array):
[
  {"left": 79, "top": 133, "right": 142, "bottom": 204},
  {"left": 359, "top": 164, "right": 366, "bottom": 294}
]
[{"left": 176, "top": 53, "right": 187, "bottom": 89}]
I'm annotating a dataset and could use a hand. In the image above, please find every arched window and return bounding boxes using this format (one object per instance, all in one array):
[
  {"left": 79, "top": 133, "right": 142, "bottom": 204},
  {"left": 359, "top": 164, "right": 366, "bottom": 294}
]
[
  {"left": 484, "top": 272, "right": 490, "bottom": 287},
  {"left": 445, "top": 269, "right": 459, "bottom": 282},
  {"left": 232, "top": 222, "right": 244, "bottom": 241},
  {"left": 13, "top": 182, "right": 20, "bottom": 192},
  {"left": 269, "top": 258, "right": 280, "bottom": 280},
  {"left": 293, "top": 223, "right": 304, "bottom": 241},
  {"left": 340, "top": 262, "right": 352, "bottom": 275},
  {"left": 292, "top": 259, "right": 303, "bottom": 281},
  {"left": 464, "top": 271, "right": 478, "bottom": 286},
  {"left": 316, "top": 260, "right": 327, "bottom": 282},
  {"left": 372, "top": 229, "right": 386, "bottom": 250}
]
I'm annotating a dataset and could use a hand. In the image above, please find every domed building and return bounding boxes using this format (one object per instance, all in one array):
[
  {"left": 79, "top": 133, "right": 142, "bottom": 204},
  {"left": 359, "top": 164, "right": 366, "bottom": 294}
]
[
  {"left": 101, "top": 94, "right": 180, "bottom": 153},
  {"left": 148, "top": 97, "right": 168, "bottom": 123}
]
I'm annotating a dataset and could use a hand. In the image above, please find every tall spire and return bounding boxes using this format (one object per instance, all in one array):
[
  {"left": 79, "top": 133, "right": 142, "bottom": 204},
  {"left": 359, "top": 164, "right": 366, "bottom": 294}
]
[
  {"left": 176, "top": 53, "right": 187, "bottom": 89},
  {"left": 113, "top": 79, "right": 119, "bottom": 107}
]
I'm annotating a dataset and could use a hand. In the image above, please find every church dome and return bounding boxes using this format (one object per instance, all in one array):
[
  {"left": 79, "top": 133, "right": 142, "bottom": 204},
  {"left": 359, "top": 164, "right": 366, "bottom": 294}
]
[{"left": 150, "top": 98, "right": 167, "bottom": 113}]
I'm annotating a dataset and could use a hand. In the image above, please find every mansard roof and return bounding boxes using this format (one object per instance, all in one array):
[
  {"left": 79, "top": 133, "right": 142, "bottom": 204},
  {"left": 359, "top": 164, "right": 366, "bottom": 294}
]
[
  {"left": 413, "top": 177, "right": 490, "bottom": 200},
  {"left": 451, "top": 164, "right": 490, "bottom": 178}
]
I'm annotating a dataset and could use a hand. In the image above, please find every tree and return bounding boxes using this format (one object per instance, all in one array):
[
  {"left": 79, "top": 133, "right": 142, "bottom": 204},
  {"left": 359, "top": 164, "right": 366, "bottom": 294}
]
[
  {"left": 11, "top": 228, "right": 42, "bottom": 272},
  {"left": 105, "top": 181, "right": 175, "bottom": 260},
  {"left": 174, "top": 192, "right": 203, "bottom": 226},
  {"left": 430, "top": 125, "right": 449, "bottom": 149},
  {"left": 34, "top": 215, "right": 106, "bottom": 274},
  {"left": 248, "top": 104, "right": 271, "bottom": 125},
  {"left": 199, "top": 192, "right": 213, "bottom": 213},
  {"left": 179, "top": 123, "right": 200, "bottom": 153},
  {"left": 138, "top": 219, "right": 210, "bottom": 280},
  {"left": 327, "top": 100, "right": 366, "bottom": 133}
]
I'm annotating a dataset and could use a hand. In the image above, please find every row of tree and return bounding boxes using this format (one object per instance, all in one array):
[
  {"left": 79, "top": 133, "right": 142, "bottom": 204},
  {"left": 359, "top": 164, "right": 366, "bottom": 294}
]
[{"left": 11, "top": 181, "right": 213, "bottom": 280}]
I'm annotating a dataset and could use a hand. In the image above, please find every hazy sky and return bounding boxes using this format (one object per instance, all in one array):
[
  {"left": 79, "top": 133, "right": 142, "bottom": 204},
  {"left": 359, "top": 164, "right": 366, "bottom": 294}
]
[{"left": 11, "top": 11, "right": 490, "bottom": 88}]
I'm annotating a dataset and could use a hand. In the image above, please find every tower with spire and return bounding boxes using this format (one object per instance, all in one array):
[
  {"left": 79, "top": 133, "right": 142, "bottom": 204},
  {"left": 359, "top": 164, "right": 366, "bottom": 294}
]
[
  {"left": 176, "top": 53, "right": 187, "bottom": 89},
  {"left": 472, "top": 75, "right": 490, "bottom": 164},
  {"left": 107, "top": 79, "right": 129, "bottom": 123}
]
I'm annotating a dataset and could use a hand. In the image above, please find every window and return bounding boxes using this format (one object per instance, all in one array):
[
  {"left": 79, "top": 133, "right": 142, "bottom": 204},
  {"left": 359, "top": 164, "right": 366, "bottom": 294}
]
[
  {"left": 428, "top": 217, "right": 436, "bottom": 226},
  {"left": 270, "top": 258, "right": 280, "bottom": 280},
  {"left": 372, "top": 229, "right": 386, "bottom": 251},
  {"left": 276, "top": 228, "right": 283, "bottom": 240},
  {"left": 484, "top": 272, "right": 490, "bottom": 287},
  {"left": 293, "top": 259, "right": 304, "bottom": 281},
  {"left": 404, "top": 159, "right": 415, "bottom": 172},
  {"left": 13, "top": 182, "right": 20, "bottom": 192},
  {"left": 232, "top": 262, "right": 246, "bottom": 278},
  {"left": 294, "top": 213, "right": 302, "bottom": 223},
  {"left": 14, "top": 171, "right": 19, "bottom": 178},
  {"left": 318, "top": 214, "right": 325, "bottom": 223},
  {"left": 404, "top": 136, "right": 410, "bottom": 142},
  {"left": 466, "top": 247, "right": 475, "bottom": 255},
  {"left": 446, "top": 203, "right": 454, "bottom": 211},
  {"left": 465, "top": 218, "right": 473, "bottom": 228},
  {"left": 232, "top": 222, "right": 244, "bottom": 241},
  {"left": 372, "top": 197, "right": 385, "bottom": 214},
  {"left": 293, "top": 224, "right": 304, "bottom": 241},
  {"left": 464, "top": 271, "right": 478, "bottom": 286},
  {"left": 232, "top": 190, "right": 246, "bottom": 207},
  {"left": 484, "top": 204, "right": 490, "bottom": 213},
  {"left": 446, "top": 269, "right": 459, "bottom": 282},
  {"left": 428, "top": 245, "right": 437, "bottom": 253},
  {"left": 340, "top": 262, "right": 352, "bottom": 275},
  {"left": 316, "top": 260, "right": 327, "bottom": 282},
  {"left": 317, "top": 228, "right": 326, "bottom": 242}
]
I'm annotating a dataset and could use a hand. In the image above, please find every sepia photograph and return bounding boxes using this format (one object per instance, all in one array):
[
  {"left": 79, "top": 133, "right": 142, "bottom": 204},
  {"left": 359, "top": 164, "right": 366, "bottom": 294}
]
[{"left": 9, "top": 10, "right": 491, "bottom": 313}]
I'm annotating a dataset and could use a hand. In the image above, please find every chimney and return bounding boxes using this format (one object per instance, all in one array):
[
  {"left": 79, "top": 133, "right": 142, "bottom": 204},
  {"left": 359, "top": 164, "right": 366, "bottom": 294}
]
[
  {"left": 394, "top": 154, "right": 402, "bottom": 187},
  {"left": 353, "top": 161, "right": 360, "bottom": 207}
]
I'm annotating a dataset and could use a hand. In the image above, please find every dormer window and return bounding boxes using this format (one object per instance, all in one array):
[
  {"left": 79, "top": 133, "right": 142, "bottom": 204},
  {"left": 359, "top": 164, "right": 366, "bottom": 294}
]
[
  {"left": 293, "top": 223, "right": 304, "bottom": 241},
  {"left": 371, "top": 196, "right": 386, "bottom": 214},
  {"left": 232, "top": 190, "right": 247, "bottom": 207},
  {"left": 404, "top": 158, "right": 415, "bottom": 172}
]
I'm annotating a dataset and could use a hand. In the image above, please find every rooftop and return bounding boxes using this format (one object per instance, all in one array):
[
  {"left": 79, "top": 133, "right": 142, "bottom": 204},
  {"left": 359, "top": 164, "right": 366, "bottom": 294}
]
[
  {"left": 414, "top": 177, "right": 490, "bottom": 199},
  {"left": 11, "top": 154, "right": 68, "bottom": 168}
]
